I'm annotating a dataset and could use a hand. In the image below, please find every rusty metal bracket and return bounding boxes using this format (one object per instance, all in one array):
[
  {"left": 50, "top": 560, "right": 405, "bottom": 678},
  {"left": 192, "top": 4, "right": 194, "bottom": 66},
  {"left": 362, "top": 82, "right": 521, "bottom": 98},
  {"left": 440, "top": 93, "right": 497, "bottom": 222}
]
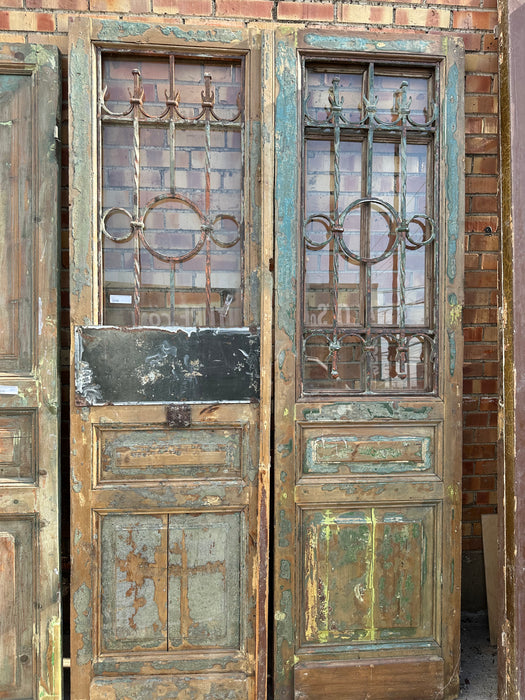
[{"left": 166, "top": 404, "right": 191, "bottom": 428}]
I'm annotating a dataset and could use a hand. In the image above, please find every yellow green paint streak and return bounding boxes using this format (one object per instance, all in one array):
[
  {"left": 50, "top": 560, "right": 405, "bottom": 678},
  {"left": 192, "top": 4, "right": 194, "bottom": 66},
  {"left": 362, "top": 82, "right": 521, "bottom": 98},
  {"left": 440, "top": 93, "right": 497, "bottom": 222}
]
[{"left": 367, "top": 509, "right": 378, "bottom": 641}]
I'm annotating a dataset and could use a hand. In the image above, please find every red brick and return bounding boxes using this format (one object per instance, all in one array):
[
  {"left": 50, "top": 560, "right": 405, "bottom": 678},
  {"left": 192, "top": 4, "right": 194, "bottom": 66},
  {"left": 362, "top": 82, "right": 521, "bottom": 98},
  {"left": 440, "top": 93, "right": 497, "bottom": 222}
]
[
  {"left": 465, "top": 412, "right": 489, "bottom": 427},
  {"left": 465, "top": 95, "right": 498, "bottom": 114},
  {"left": 453, "top": 10, "right": 498, "bottom": 30},
  {"left": 470, "top": 194, "right": 498, "bottom": 213},
  {"left": 466, "top": 74, "right": 493, "bottom": 93},
  {"left": 463, "top": 307, "right": 497, "bottom": 324},
  {"left": 278, "top": 1, "right": 333, "bottom": 22},
  {"left": 483, "top": 33, "right": 498, "bottom": 51},
  {"left": 466, "top": 176, "right": 498, "bottom": 194},
  {"left": 465, "top": 135, "right": 498, "bottom": 154},
  {"left": 463, "top": 343, "right": 498, "bottom": 360},
  {"left": 340, "top": 4, "right": 393, "bottom": 24},
  {"left": 395, "top": 7, "right": 450, "bottom": 28},
  {"left": 465, "top": 253, "right": 480, "bottom": 269},
  {"left": 481, "top": 253, "right": 498, "bottom": 269},
  {"left": 216, "top": 0, "right": 273, "bottom": 18},
  {"left": 472, "top": 155, "right": 498, "bottom": 174},
  {"left": 465, "top": 116, "right": 483, "bottom": 133},
  {"left": 27, "top": 0, "right": 86, "bottom": 7},
  {"left": 91, "top": 0, "right": 150, "bottom": 10},
  {"left": 468, "top": 231, "right": 500, "bottom": 249},
  {"left": 480, "top": 397, "right": 499, "bottom": 411},
  {"left": 459, "top": 32, "right": 482, "bottom": 51},
  {"left": 464, "top": 328, "right": 483, "bottom": 343},
  {"left": 465, "top": 269, "right": 498, "bottom": 288},
  {"left": 0, "top": 0, "right": 22, "bottom": 7},
  {"left": 153, "top": 0, "right": 212, "bottom": 13},
  {"left": 36, "top": 11, "right": 54, "bottom": 30},
  {"left": 465, "top": 53, "right": 498, "bottom": 73}
]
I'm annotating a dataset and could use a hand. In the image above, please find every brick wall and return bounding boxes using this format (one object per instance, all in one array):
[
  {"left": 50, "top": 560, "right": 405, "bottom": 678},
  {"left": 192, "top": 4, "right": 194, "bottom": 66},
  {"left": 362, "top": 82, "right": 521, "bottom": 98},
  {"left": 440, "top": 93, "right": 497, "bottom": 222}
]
[{"left": 0, "top": 0, "right": 499, "bottom": 609}]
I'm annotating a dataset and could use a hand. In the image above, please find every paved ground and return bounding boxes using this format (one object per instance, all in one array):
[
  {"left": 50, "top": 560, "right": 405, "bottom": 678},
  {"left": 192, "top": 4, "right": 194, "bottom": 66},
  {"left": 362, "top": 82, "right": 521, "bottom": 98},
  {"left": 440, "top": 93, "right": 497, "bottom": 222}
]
[{"left": 459, "top": 612, "right": 498, "bottom": 699}]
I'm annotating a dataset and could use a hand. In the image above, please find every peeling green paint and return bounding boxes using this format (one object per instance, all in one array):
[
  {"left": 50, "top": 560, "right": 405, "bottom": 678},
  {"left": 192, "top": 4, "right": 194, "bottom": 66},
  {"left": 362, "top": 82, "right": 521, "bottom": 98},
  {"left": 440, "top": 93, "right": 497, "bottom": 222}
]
[
  {"left": 279, "top": 509, "right": 292, "bottom": 548},
  {"left": 277, "top": 438, "right": 293, "bottom": 456},
  {"left": 445, "top": 63, "right": 460, "bottom": 282},
  {"left": 304, "top": 34, "right": 432, "bottom": 55},
  {"left": 73, "top": 583, "right": 92, "bottom": 666},
  {"left": 448, "top": 329, "right": 456, "bottom": 376},
  {"left": 303, "top": 402, "right": 433, "bottom": 422},
  {"left": 275, "top": 36, "right": 298, "bottom": 343},
  {"left": 69, "top": 39, "right": 93, "bottom": 298}
]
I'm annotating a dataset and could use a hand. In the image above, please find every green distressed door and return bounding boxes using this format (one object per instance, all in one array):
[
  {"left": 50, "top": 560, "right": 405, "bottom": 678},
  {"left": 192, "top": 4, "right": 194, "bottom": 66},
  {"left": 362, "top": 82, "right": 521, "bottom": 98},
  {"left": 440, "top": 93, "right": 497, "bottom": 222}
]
[
  {"left": 273, "top": 29, "right": 464, "bottom": 700},
  {"left": 0, "top": 44, "right": 61, "bottom": 699},
  {"left": 69, "top": 20, "right": 272, "bottom": 700}
]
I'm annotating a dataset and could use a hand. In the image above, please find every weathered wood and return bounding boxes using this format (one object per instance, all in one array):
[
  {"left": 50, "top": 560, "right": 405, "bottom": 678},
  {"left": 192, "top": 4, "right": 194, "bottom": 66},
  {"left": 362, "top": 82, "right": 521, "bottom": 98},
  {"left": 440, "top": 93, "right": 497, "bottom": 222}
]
[
  {"left": 273, "top": 28, "right": 463, "bottom": 700},
  {"left": 69, "top": 19, "right": 267, "bottom": 700},
  {"left": 0, "top": 44, "right": 61, "bottom": 700},
  {"left": 294, "top": 657, "right": 444, "bottom": 700}
]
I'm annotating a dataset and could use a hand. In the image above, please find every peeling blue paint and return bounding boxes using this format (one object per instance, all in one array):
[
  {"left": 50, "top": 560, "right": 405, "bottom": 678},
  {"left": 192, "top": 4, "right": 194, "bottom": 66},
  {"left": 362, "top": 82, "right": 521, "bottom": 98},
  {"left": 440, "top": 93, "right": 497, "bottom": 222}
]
[
  {"left": 448, "top": 329, "right": 456, "bottom": 376},
  {"left": 445, "top": 63, "right": 460, "bottom": 282},
  {"left": 97, "top": 20, "right": 244, "bottom": 44},
  {"left": 275, "top": 37, "right": 298, "bottom": 343},
  {"left": 159, "top": 25, "right": 244, "bottom": 43},
  {"left": 304, "top": 34, "right": 431, "bottom": 54},
  {"left": 303, "top": 402, "right": 434, "bottom": 422}
]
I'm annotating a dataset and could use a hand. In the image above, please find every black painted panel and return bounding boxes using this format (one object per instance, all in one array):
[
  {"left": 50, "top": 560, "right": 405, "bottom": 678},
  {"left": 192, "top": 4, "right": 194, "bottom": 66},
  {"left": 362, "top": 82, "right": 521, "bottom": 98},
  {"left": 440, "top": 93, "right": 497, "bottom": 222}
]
[{"left": 75, "top": 326, "right": 259, "bottom": 404}]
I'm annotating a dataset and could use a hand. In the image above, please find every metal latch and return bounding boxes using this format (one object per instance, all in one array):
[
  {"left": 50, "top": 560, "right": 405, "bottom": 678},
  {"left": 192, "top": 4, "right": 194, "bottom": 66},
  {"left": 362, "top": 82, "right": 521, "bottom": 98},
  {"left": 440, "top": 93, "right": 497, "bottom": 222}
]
[{"left": 166, "top": 404, "right": 191, "bottom": 428}]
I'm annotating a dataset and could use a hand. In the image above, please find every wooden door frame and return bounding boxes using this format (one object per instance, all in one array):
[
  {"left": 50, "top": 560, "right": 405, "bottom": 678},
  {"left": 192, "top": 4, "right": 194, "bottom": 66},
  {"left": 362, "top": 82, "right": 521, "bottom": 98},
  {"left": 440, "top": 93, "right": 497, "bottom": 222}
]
[
  {"left": 68, "top": 18, "right": 274, "bottom": 700},
  {"left": 499, "top": 0, "right": 525, "bottom": 697}
]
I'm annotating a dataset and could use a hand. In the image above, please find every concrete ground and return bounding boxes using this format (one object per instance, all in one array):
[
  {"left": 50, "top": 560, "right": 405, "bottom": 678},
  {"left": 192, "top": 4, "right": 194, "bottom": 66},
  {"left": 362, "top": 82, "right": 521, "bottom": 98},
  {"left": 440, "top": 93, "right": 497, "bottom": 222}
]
[{"left": 459, "top": 611, "right": 498, "bottom": 699}]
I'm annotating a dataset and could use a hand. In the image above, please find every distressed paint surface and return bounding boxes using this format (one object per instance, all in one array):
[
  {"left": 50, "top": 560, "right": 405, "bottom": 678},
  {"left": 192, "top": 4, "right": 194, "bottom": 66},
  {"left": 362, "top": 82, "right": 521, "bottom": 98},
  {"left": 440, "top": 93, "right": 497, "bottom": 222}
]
[
  {"left": 445, "top": 63, "right": 461, "bottom": 283},
  {"left": 101, "top": 514, "right": 167, "bottom": 651},
  {"left": 273, "top": 28, "right": 463, "bottom": 700},
  {"left": 304, "top": 34, "right": 432, "bottom": 55},
  {"left": 97, "top": 425, "right": 243, "bottom": 482},
  {"left": 301, "top": 507, "right": 432, "bottom": 646},
  {"left": 0, "top": 411, "right": 35, "bottom": 481},
  {"left": 69, "top": 20, "right": 265, "bottom": 699},
  {"left": 0, "top": 44, "right": 61, "bottom": 700},
  {"left": 168, "top": 511, "right": 241, "bottom": 649},
  {"left": 76, "top": 327, "right": 260, "bottom": 404},
  {"left": 304, "top": 435, "right": 432, "bottom": 475}
]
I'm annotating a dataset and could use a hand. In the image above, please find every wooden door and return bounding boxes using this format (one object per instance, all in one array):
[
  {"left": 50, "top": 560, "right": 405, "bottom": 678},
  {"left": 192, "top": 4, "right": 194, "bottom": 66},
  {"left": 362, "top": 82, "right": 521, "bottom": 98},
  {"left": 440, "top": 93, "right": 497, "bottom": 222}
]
[
  {"left": 0, "top": 45, "right": 61, "bottom": 699},
  {"left": 69, "top": 20, "right": 272, "bottom": 700},
  {"left": 273, "top": 29, "right": 464, "bottom": 700}
]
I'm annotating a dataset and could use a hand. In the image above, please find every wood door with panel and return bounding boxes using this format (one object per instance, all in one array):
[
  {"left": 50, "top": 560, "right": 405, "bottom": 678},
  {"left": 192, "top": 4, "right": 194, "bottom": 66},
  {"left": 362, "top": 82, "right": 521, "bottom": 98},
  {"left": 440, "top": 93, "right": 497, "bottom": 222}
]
[
  {"left": 273, "top": 29, "right": 464, "bottom": 700},
  {"left": 0, "top": 44, "right": 61, "bottom": 700},
  {"left": 69, "top": 20, "right": 271, "bottom": 700}
]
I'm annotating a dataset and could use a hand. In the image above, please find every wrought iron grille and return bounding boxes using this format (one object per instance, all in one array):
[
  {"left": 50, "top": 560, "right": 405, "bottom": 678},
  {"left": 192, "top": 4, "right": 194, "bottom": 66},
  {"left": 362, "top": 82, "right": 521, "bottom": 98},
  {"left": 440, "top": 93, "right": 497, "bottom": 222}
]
[
  {"left": 302, "top": 63, "right": 438, "bottom": 394},
  {"left": 98, "top": 53, "right": 244, "bottom": 328}
]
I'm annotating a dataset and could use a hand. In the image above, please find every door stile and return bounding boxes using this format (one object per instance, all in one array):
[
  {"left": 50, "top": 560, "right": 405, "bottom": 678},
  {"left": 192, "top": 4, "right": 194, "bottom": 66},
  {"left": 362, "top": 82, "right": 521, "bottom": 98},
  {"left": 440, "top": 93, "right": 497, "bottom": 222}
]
[
  {"left": 70, "top": 18, "right": 269, "bottom": 700},
  {"left": 0, "top": 44, "right": 61, "bottom": 700},
  {"left": 255, "top": 27, "right": 275, "bottom": 700}
]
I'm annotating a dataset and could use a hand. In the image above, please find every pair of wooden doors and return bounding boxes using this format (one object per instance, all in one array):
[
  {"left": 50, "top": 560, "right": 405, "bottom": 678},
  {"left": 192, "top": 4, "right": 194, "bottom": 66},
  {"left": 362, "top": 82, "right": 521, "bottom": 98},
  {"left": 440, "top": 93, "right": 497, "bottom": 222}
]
[{"left": 0, "top": 19, "right": 465, "bottom": 700}]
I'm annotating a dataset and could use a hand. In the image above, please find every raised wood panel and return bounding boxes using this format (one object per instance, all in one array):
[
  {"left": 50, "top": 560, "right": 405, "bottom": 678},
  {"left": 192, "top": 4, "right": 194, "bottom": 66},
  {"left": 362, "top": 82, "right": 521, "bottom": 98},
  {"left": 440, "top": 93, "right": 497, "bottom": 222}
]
[
  {"left": 300, "top": 505, "right": 436, "bottom": 648},
  {"left": 0, "top": 72, "right": 33, "bottom": 372},
  {"left": 96, "top": 425, "right": 243, "bottom": 483},
  {"left": 0, "top": 411, "right": 35, "bottom": 482},
  {"left": 294, "top": 656, "right": 444, "bottom": 700},
  {"left": 0, "top": 518, "right": 34, "bottom": 700},
  {"left": 90, "top": 674, "right": 250, "bottom": 699},
  {"left": 99, "top": 513, "right": 168, "bottom": 653},
  {"left": 0, "top": 533, "right": 16, "bottom": 689},
  {"left": 168, "top": 511, "right": 241, "bottom": 650},
  {"left": 300, "top": 423, "right": 439, "bottom": 479}
]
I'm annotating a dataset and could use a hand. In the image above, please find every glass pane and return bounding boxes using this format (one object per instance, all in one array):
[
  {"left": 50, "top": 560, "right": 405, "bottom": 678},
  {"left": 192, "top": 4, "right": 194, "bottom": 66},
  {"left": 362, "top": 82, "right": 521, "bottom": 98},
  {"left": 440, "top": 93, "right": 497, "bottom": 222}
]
[
  {"left": 0, "top": 74, "right": 33, "bottom": 371},
  {"left": 100, "top": 55, "right": 243, "bottom": 327},
  {"left": 370, "top": 336, "right": 433, "bottom": 392},
  {"left": 374, "top": 74, "right": 431, "bottom": 124},
  {"left": 304, "top": 334, "right": 364, "bottom": 393},
  {"left": 305, "top": 70, "right": 363, "bottom": 123},
  {"left": 304, "top": 139, "right": 362, "bottom": 327}
]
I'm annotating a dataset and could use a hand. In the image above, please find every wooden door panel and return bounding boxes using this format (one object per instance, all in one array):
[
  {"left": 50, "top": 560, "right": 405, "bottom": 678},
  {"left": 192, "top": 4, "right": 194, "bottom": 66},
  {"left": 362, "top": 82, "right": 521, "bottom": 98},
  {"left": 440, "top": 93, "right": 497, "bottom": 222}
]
[
  {"left": 274, "top": 28, "right": 463, "bottom": 700},
  {"left": 99, "top": 513, "right": 168, "bottom": 653},
  {"left": 0, "top": 519, "right": 34, "bottom": 699},
  {"left": 69, "top": 22, "right": 268, "bottom": 698},
  {"left": 0, "top": 44, "right": 60, "bottom": 700}
]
